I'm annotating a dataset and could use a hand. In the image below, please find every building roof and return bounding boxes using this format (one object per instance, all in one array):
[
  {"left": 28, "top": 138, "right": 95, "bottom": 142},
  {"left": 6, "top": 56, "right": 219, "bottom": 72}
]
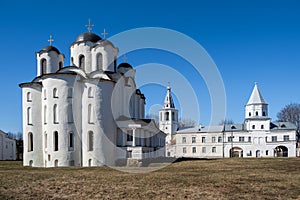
[
  {"left": 176, "top": 121, "right": 296, "bottom": 134},
  {"left": 38, "top": 45, "right": 61, "bottom": 54},
  {"left": 247, "top": 83, "right": 267, "bottom": 105},
  {"left": 270, "top": 122, "right": 296, "bottom": 130},
  {"left": 75, "top": 32, "right": 102, "bottom": 43},
  {"left": 177, "top": 125, "right": 224, "bottom": 133}
]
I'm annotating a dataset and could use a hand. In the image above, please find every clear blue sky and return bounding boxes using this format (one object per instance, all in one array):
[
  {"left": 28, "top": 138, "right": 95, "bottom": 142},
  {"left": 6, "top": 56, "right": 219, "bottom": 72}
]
[{"left": 1, "top": 0, "right": 300, "bottom": 133}]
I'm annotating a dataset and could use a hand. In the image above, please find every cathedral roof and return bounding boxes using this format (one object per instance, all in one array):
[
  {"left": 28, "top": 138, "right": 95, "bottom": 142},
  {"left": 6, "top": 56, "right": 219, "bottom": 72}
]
[
  {"left": 75, "top": 32, "right": 102, "bottom": 43},
  {"left": 38, "top": 46, "right": 60, "bottom": 54},
  {"left": 247, "top": 83, "right": 266, "bottom": 105},
  {"left": 117, "top": 62, "right": 133, "bottom": 69}
]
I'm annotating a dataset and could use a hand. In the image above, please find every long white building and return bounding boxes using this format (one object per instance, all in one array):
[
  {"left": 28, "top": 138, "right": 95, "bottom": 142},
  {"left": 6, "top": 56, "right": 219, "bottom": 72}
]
[
  {"left": 19, "top": 26, "right": 165, "bottom": 167},
  {"left": 162, "top": 83, "right": 297, "bottom": 158},
  {"left": 0, "top": 130, "right": 16, "bottom": 160}
]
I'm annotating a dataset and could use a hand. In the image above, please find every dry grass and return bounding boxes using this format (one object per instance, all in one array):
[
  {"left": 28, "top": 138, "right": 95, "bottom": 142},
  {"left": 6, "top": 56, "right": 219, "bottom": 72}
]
[{"left": 0, "top": 158, "right": 300, "bottom": 199}]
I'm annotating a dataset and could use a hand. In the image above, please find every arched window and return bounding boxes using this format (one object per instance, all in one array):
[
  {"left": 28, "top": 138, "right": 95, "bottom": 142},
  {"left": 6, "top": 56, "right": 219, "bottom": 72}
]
[
  {"left": 252, "top": 125, "right": 255, "bottom": 129},
  {"left": 88, "top": 87, "right": 93, "bottom": 98},
  {"left": 44, "top": 132, "right": 47, "bottom": 149},
  {"left": 88, "top": 104, "right": 93, "bottom": 124},
  {"left": 79, "top": 55, "right": 85, "bottom": 69},
  {"left": 67, "top": 104, "right": 73, "bottom": 123},
  {"left": 54, "top": 131, "right": 58, "bottom": 151},
  {"left": 53, "top": 104, "right": 58, "bottom": 124},
  {"left": 44, "top": 89, "right": 47, "bottom": 100},
  {"left": 88, "top": 159, "right": 92, "bottom": 167},
  {"left": 69, "top": 132, "right": 74, "bottom": 150},
  {"left": 261, "top": 124, "right": 264, "bottom": 129},
  {"left": 41, "top": 59, "right": 47, "bottom": 74},
  {"left": 28, "top": 132, "right": 33, "bottom": 152},
  {"left": 88, "top": 131, "right": 93, "bottom": 151},
  {"left": 27, "top": 107, "right": 32, "bottom": 125},
  {"left": 165, "top": 112, "right": 169, "bottom": 121},
  {"left": 44, "top": 105, "right": 47, "bottom": 124},
  {"left": 54, "top": 159, "right": 58, "bottom": 167},
  {"left": 255, "top": 111, "right": 258, "bottom": 116},
  {"left": 172, "top": 112, "right": 175, "bottom": 121},
  {"left": 96, "top": 53, "right": 103, "bottom": 70},
  {"left": 249, "top": 112, "right": 251, "bottom": 117},
  {"left": 53, "top": 88, "right": 58, "bottom": 98},
  {"left": 27, "top": 92, "right": 31, "bottom": 102},
  {"left": 263, "top": 111, "right": 266, "bottom": 116}
]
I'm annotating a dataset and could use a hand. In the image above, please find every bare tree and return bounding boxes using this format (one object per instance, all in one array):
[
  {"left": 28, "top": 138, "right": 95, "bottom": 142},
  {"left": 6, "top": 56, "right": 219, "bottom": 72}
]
[
  {"left": 277, "top": 103, "right": 300, "bottom": 139},
  {"left": 178, "top": 118, "right": 196, "bottom": 129},
  {"left": 219, "top": 119, "right": 235, "bottom": 125}
]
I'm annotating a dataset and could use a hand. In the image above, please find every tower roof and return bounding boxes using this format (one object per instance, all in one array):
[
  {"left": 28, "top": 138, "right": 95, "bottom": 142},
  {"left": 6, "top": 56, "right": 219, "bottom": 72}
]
[
  {"left": 38, "top": 46, "right": 61, "bottom": 54},
  {"left": 163, "top": 84, "right": 175, "bottom": 109},
  {"left": 247, "top": 83, "right": 266, "bottom": 105}
]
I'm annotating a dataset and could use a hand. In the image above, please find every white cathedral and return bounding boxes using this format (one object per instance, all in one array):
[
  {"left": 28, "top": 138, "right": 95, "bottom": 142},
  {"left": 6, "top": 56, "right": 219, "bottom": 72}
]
[{"left": 20, "top": 26, "right": 166, "bottom": 167}]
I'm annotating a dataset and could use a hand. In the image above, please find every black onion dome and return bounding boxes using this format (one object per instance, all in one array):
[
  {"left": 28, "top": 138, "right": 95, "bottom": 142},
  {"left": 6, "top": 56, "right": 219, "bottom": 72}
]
[
  {"left": 117, "top": 62, "right": 133, "bottom": 69},
  {"left": 38, "top": 46, "right": 60, "bottom": 54},
  {"left": 76, "top": 32, "right": 102, "bottom": 43}
]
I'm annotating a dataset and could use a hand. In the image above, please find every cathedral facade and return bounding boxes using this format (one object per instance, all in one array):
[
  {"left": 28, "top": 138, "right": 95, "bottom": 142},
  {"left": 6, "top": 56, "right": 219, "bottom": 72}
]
[{"left": 20, "top": 29, "right": 165, "bottom": 167}]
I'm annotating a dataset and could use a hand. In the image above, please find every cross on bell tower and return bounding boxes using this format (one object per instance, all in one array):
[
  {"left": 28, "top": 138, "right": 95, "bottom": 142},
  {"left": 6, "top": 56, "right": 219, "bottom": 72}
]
[
  {"left": 85, "top": 19, "right": 94, "bottom": 32},
  {"left": 48, "top": 35, "right": 54, "bottom": 46}
]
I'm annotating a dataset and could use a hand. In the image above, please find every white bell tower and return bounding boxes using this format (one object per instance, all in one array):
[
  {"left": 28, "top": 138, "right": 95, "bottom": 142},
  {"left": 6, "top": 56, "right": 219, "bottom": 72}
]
[
  {"left": 159, "top": 84, "right": 178, "bottom": 156},
  {"left": 245, "top": 83, "right": 270, "bottom": 131}
]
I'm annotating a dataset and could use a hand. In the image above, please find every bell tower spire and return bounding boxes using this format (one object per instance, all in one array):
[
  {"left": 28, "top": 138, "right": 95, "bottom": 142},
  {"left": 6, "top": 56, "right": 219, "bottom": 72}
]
[
  {"left": 159, "top": 83, "right": 178, "bottom": 157},
  {"left": 164, "top": 82, "right": 175, "bottom": 109}
]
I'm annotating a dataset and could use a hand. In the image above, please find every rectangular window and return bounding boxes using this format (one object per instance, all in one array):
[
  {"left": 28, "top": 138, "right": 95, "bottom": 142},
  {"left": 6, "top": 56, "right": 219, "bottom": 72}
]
[
  {"left": 212, "top": 137, "right": 216, "bottom": 143},
  {"left": 201, "top": 137, "right": 206, "bottom": 143},
  {"left": 69, "top": 132, "right": 74, "bottom": 150},
  {"left": 44, "top": 134, "right": 47, "bottom": 149},
  {"left": 239, "top": 137, "right": 245, "bottom": 142},
  {"left": 202, "top": 147, "right": 206, "bottom": 153},
  {"left": 88, "top": 131, "right": 94, "bottom": 151},
  {"left": 212, "top": 147, "right": 216, "bottom": 153},
  {"left": 127, "top": 130, "right": 133, "bottom": 142},
  {"left": 54, "top": 131, "right": 58, "bottom": 151},
  {"left": 192, "top": 147, "right": 196, "bottom": 153},
  {"left": 283, "top": 135, "right": 289, "bottom": 141},
  {"left": 228, "top": 136, "right": 233, "bottom": 142},
  {"left": 218, "top": 136, "right": 222, "bottom": 143},
  {"left": 192, "top": 136, "right": 196, "bottom": 143},
  {"left": 182, "top": 137, "right": 186, "bottom": 143},
  {"left": 272, "top": 136, "right": 277, "bottom": 142},
  {"left": 183, "top": 147, "right": 186, "bottom": 153}
]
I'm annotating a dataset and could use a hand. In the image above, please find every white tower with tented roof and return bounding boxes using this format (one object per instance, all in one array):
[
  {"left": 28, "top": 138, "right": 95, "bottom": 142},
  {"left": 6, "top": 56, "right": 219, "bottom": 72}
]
[{"left": 159, "top": 84, "right": 178, "bottom": 156}]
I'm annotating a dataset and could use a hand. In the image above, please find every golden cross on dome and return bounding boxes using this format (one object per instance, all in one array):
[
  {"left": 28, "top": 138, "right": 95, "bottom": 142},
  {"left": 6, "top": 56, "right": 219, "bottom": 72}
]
[
  {"left": 101, "top": 28, "right": 108, "bottom": 39},
  {"left": 48, "top": 35, "right": 54, "bottom": 46},
  {"left": 85, "top": 19, "right": 94, "bottom": 32}
]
